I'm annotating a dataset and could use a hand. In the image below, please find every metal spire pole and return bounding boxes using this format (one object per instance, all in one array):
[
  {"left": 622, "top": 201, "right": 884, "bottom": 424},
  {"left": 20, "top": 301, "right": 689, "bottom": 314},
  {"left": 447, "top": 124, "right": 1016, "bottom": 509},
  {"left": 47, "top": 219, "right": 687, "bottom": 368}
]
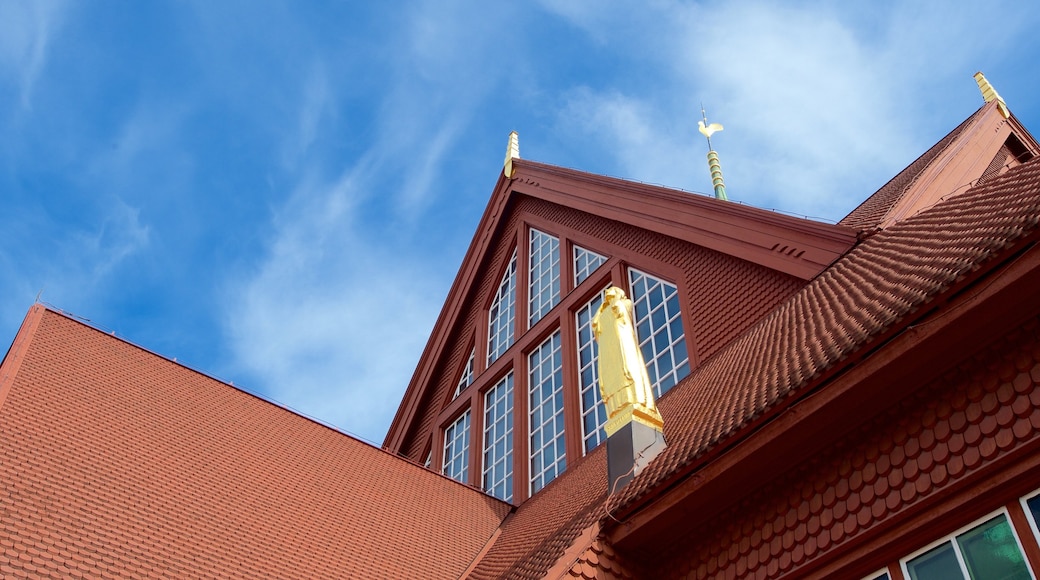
[{"left": 698, "top": 106, "right": 728, "bottom": 201}]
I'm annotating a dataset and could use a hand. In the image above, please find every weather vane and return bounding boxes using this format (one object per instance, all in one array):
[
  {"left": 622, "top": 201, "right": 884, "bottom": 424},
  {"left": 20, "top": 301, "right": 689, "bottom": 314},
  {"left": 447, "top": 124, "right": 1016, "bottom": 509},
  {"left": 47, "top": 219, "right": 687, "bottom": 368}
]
[{"left": 698, "top": 105, "right": 728, "bottom": 201}]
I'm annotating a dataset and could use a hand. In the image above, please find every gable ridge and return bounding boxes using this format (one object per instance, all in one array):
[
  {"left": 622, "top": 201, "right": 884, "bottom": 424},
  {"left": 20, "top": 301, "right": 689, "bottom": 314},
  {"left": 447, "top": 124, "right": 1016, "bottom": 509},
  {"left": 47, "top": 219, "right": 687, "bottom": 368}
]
[
  {"left": 841, "top": 101, "right": 1040, "bottom": 232},
  {"left": 385, "top": 159, "right": 857, "bottom": 452}
]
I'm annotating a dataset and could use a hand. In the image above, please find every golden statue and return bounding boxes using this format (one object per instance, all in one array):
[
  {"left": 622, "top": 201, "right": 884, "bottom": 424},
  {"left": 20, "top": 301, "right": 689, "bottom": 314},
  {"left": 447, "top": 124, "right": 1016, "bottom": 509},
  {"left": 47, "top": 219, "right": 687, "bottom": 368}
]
[{"left": 592, "top": 287, "right": 665, "bottom": 437}]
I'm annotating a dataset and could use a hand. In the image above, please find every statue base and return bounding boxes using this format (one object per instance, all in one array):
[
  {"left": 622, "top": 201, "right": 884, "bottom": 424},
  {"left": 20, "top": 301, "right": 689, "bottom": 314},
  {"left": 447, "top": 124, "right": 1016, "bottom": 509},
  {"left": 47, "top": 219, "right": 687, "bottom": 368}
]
[{"left": 607, "top": 420, "right": 667, "bottom": 494}]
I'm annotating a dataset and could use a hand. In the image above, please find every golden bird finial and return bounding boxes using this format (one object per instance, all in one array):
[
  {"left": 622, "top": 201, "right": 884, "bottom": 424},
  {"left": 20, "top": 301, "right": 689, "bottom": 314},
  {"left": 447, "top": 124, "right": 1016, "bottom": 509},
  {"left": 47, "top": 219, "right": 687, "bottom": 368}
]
[
  {"left": 698, "top": 119, "right": 723, "bottom": 140},
  {"left": 503, "top": 131, "right": 520, "bottom": 178}
]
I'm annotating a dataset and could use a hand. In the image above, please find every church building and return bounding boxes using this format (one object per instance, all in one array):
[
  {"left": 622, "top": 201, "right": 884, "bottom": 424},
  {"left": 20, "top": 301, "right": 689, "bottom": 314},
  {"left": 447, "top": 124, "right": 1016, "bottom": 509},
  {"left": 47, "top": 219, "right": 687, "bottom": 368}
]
[{"left": 3, "top": 74, "right": 1040, "bottom": 579}]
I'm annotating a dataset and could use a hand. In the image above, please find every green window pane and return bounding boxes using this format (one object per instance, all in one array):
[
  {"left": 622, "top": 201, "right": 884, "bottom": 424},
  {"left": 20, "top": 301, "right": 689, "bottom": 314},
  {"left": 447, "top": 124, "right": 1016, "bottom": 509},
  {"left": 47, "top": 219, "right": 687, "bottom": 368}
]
[
  {"left": 957, "top": 514, "right": 1029, "bottom": 580},
  {"left": 906, "top": 542, "right": 962, "bottom": 580}
]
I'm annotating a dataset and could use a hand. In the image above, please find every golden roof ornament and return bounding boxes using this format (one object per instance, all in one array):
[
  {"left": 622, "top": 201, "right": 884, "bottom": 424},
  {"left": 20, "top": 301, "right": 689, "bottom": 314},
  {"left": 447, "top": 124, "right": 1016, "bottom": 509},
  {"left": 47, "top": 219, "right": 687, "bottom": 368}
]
[
  {"left": 974, "top": 72, "right": 1010, "bottom": 119},
  {"left": 503, "top": 131, "right": 520, "bottom": 178},
  {"left": 592, "top": 287, "right": 665, "bottom": 437}
]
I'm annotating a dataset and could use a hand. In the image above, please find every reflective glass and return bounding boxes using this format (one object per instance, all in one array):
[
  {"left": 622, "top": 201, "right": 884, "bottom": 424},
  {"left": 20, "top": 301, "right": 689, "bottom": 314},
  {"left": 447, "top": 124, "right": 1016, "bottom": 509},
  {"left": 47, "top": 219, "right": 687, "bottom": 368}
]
[
  {"left": 529, "top": 330, "right": 566, "bottom": 493},
  {"left": 453, "top": 349, "right": 475, "bottom": 398},
  {"left": 528, "top": 230, "right": 560, "bottom": 326},
  {"left": 957, "top": 514, "right": 1029, "bottom": 580},
  {"left": 482, "top": 373, "right": 514, "bottom": 501},
  {"left": 906, "top": 542, "right": 961, "bottom": 580},
  {"left": 442, "top": 410, "right": 471, "bottom": 483},
  {"left": 575, "top": 289, "right": 607, "bottom": 452},
  {"left": 628, "top": 268, "right": 691, "bottom": 398},
  {"left": 574, "top": 245, "right": 608, "bottom": 286},
  {"left": 488, "top": 251, "right": 517, "bottom": 364}
]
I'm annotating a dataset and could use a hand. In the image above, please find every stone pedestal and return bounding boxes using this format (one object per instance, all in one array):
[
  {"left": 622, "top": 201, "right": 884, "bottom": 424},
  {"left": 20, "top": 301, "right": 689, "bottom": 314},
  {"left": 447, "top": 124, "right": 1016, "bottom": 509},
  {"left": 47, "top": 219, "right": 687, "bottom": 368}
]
[{"left": 607, "top": 420, "right": 667, "bottom": 494}]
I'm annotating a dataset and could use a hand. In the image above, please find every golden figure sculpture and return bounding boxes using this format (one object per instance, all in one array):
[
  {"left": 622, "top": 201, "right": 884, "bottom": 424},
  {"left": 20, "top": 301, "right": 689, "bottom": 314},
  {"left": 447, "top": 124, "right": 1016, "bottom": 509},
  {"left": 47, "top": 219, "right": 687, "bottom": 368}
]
[{"left": 592, "top": 287, "right": 665, "bottom": 437}]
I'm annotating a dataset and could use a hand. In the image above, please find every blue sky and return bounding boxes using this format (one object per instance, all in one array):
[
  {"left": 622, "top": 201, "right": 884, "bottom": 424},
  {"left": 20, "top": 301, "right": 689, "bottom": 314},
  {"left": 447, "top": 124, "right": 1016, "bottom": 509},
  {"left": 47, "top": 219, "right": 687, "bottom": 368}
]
[{"left": 2, "top": 1, "right": 1039, "bottom": 445}]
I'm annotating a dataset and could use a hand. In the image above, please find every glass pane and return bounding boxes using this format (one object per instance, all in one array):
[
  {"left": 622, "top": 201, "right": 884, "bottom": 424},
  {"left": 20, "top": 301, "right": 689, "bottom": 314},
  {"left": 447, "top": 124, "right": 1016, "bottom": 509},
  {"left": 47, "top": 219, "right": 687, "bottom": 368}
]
[
  {"left": 529, "top": 330, "right": 566, "bottom": 493},
  {"left": 1027, "top": 495, "right": 1040, "bottom": 527},
  {"left": 957, "top": 514, "right": 1030, "bottom": 580},
  {"left": 528, "top": 229, "right": 560, "bottom": 326},
  {"left": 575, "top": 289, "right": 607, "bottom": 453},
  {"left": 906, "top": 542, "right": 963, "bottom": 580},
  {"left": 487, "top": 251, "right": 517, "bottom": 365},
  {"left": 482, "top": 373, "right": 513, "bottom": 502},
  {"left": 628, "top": 268, "right": 690, "bottom": 398}
]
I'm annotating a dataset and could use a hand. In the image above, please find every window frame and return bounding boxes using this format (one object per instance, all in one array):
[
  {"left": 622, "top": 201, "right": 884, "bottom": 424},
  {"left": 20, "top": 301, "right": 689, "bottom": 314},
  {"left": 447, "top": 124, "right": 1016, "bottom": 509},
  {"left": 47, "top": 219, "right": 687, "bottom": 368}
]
[
  {"left": 627, "top": 266, "right": 692, "bottom": 399},
  {"left": 899, "top": 507, "right": 1036, "bottom": 580},
  {"left": 441, "top": 409, "right": 472, "bottom": 484},
  {"left": 528, "top": 329, "right": 567, "bottom": 494},
  {"left": 481, "top": 371, "right": 515, "bottom": 502},
  {"left": 487, "top": 248, "right": 518, "bottom": 366},
  {"left": 434, "top": 217, "right": 696, "bottom": 503},
  {"left": 528, "top": 228, "right": 561, "bottom": 327},
  {"left": 1020, "top": 488, "right": 1040, "bottom": 544}
]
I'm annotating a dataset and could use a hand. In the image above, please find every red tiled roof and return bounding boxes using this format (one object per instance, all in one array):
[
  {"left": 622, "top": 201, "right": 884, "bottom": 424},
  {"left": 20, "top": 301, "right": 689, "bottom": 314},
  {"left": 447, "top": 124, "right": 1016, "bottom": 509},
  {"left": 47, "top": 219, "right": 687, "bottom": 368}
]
[
  {"left": 467, "top": 450, "right": 607, "bottom": 579},
  {"left": 457, "top": 151, "right": 1040, "bottom": 580},
  {"left": 613, "top": 156, "right": 1040, "bottom": 513},
  {"left": 839, "top": 106, "right": 985, "bottom": 231},
  {"left": 0, "top": 308, "right": 510, "bottom": 579}
]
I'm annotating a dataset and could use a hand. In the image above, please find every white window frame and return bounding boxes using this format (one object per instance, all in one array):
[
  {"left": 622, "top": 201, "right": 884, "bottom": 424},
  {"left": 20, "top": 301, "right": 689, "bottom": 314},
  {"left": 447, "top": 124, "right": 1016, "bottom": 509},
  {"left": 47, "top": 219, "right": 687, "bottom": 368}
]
[
  {"left": 482, "top": 372, "right": 514, "bottom": 502},
  {"left": 573, "top": 244, "right": 607, "bottom": 287},
  {"left": 899, "top": 507, "right": 1035, "bottom": 580},
  {"left": 627, "top": 267, "right": 690, "bottom": 398},
  {"left": 575, "top": 287, "right": 608, "bottom": 454},
  {"left": 528, "top": 330, "right": 566, "bottom": 494},
  {"left": 487, "top": 250, "right": 518, "bottom": 365},
  {"left": 528, "top": 229, "right": 561, "bottom": 326},
  {"left": 442, "top": 410, "right": 471, "bottom": 483},
  {"left": 453, "top": 348, "right": 475, "bottom": 399},
  {"left": 1019, "top": 488, "right": 1040, "bottom": 549}
]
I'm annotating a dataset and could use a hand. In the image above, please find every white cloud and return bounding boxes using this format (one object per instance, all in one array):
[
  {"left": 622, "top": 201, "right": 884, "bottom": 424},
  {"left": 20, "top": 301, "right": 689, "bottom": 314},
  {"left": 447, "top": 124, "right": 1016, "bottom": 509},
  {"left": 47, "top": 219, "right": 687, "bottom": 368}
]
[
  {"left": 224, "top": 166, "right": 443, "bottom": 444},
  {"left": 545, "top": 1, "right": 1035, "bottom": 220},
  {"left": 78, "top": 200, "right": 151, "bottom": 279},
  {"left": 281, "top": 63, "right": 333, "bottom": 171},
  {"left": 0, "top": 0, "right": 67, "bottom": 109}
]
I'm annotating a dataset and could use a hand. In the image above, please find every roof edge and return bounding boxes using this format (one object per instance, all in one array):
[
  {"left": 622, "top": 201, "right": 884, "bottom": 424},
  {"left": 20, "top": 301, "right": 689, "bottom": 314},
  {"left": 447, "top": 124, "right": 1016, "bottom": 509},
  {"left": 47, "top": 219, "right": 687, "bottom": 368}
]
[
  {"left": 0, "top": 304, "right": 47, "bottom": 414},
  {"left": 513, "top": 159, "right": 858, "bottom": 280},
  {"left": 384, "top": 169, "right": 514, "bottom": 451},
  {"left": 30, "top": 304, "right": 478, "bottom": 478}
]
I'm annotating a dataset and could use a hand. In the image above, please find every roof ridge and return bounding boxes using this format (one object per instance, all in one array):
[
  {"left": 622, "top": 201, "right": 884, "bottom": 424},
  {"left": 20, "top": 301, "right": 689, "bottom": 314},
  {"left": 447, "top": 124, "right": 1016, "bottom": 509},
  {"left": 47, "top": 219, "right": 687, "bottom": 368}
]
[{"left": 839, "top": 105, "right": 987, "bottom": 231}]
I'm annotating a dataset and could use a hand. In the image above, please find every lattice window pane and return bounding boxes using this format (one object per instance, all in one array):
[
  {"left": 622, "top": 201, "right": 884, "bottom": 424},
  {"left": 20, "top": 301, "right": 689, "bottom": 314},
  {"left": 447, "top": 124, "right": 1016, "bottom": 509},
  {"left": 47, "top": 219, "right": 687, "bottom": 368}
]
[
  {"left": 529, "top": 330, "right": 566, "bottom": 493},
  {"left": 482, "top": 373, "right": 514, "bottom": 502},
  {"left": 903, "top": 512, "right": 1030, "bottom": 580},
  {"left": 453, "top": 349, "right": 475, "bottom": 399},
  {"left": 576, "top": 289, "right": 607, "bottom": 453},
  {"left": 442, "top": 410, "right": 471, "bottom": 483},
  {"left": 488, "top": 251, "right": 517, "bottom": 365},
  {"left": 574, "top": 245, "right": 607, "bottom": 287},
  {"left": 528, "top": 230, "right": 561, "bottom": 326},
  {"left": 628, "top": 268, "right": 690, "bottom": 398}
]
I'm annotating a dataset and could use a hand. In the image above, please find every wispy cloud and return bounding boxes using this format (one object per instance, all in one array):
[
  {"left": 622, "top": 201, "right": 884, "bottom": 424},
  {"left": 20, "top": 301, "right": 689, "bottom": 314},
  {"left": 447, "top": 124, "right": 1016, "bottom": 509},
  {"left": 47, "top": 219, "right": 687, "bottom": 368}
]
[
  {"left": 224, "top": 166, "right": 442, "bottom": 443},
  {"left": 0, "top": 0, "right": 67, "bottom": 110},
  {"left": 542, "top": 1, "right": 1036, "bottom": 221}
]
